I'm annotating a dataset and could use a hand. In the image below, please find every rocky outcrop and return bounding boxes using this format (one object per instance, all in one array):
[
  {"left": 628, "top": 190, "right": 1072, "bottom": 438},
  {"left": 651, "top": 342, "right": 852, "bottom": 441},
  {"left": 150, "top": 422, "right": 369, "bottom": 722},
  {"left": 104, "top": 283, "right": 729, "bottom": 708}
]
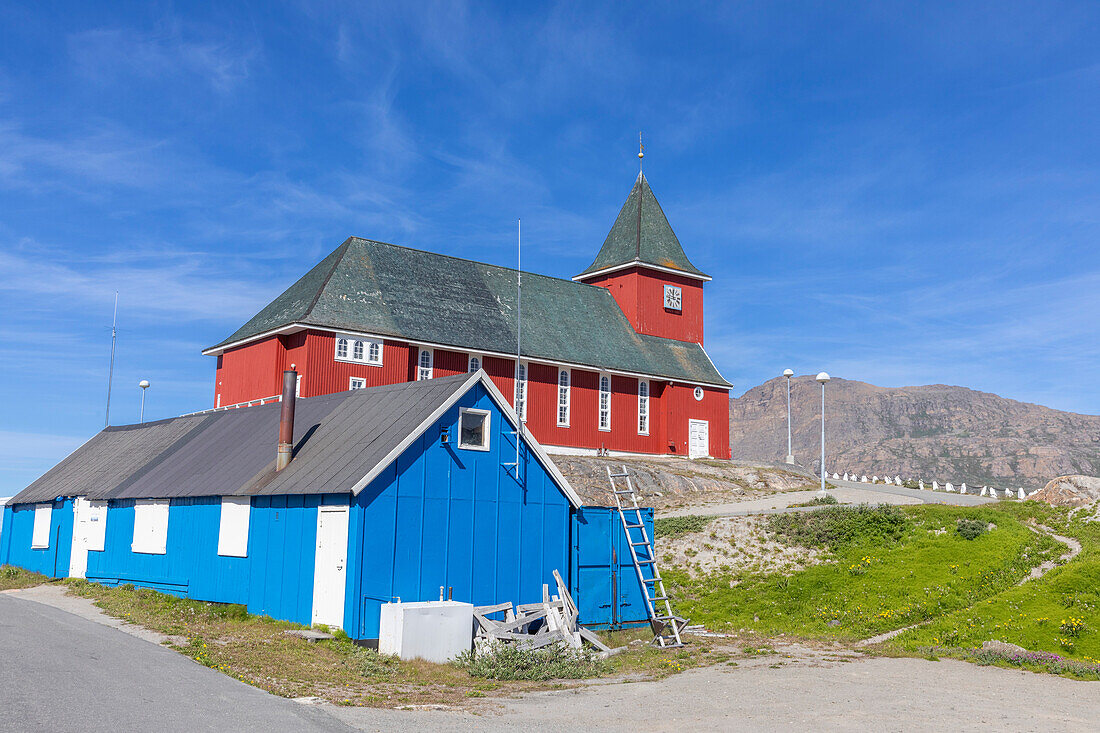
[
  {"left": 549, "top": 455, "right": 815, "bottom": 508},
  {"left": 730, "top": 376, "right": 1100, "bottom": 490},
  {"left": 1028, "top": 475, "right": 1100, "bottom": 507}
]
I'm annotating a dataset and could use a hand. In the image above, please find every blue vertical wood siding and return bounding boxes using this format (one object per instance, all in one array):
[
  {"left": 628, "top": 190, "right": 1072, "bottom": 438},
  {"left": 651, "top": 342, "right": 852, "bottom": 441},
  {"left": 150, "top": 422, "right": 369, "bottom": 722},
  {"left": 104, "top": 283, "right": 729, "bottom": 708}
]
[
  {"left": 86, "top": 497, "right": 250, "bottom": 601},
  {"left": 345, "top": 383, "right": 572, "bottom": 640},
  {"left": 571, "top": 505, "right": 654, "bottom": 629},
  {"left": 0, "top": 499, "right": 74, "bottom": 578}
]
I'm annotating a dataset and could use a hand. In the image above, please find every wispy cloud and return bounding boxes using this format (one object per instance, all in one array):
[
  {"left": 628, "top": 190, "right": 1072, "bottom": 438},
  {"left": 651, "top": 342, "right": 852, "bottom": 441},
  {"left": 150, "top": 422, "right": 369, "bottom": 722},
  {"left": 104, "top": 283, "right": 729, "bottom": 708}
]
[{"left": 67, "top": 22, "right": 258, "bottom": 93}]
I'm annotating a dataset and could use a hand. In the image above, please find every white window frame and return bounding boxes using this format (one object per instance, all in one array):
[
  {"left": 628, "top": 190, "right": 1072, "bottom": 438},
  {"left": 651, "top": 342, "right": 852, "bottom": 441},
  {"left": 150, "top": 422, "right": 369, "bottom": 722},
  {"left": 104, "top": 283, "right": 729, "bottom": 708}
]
[
  {"left": 638, "top": 379, "right": 650, "bottom": 435},
  {"left": 694, "top": 386, "right": 705, "bottom": 401},
  {"left": 348, "top": 377, "right": 367, "bottom": 390},
  {"left": 467, "top": 354, "right": 481, "bottom": 373},
  {"left": 598, "top": 373, "right": 611, "bottom": 432},
  {"left": 131, "top": 499, "right": 169, "bottom": 555},
  {"left": 335, "top": 334, "right": 383, "bottom": 366},
  {"left": 31, "top": 503, "right": 53, "bottom": 549},
  {"left": 458, "top": 408, "right": 491, "bottom": 451},
  {"left": 663, "top": 284, "right": 682, "bottom": 311},
  {"left": 514, "top": 361, "right": 528, "bottom": 421},
  {"left": 557, "top": 369, "right": 571, "bottom": 427},
  {"left": 217, "top": 497, "right": 251, "bottom": 558},
  {"left": 418, "top": 349, "right": 433, "bottom": 380}
]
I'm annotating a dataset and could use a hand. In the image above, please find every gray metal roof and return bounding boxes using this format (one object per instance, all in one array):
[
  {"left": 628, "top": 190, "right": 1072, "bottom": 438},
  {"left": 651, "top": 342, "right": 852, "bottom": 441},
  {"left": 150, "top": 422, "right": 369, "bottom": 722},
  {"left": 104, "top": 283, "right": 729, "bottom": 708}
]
[
  {"left": 205, "top": 236, "right": 728, "bottom": 388},
  {"left": 9, "top": 374, "right": 476, "bottom": 504}
]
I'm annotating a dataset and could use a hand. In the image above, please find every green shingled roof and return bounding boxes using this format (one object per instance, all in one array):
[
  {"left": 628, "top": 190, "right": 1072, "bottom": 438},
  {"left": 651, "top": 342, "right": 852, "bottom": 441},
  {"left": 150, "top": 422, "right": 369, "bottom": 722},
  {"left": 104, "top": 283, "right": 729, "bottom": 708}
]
[
  {"left": 206, "top": 238, "right": 729, "bottom": 387},
  {"left": 576, "top": 172, "right": 708, "bottom": 279}
]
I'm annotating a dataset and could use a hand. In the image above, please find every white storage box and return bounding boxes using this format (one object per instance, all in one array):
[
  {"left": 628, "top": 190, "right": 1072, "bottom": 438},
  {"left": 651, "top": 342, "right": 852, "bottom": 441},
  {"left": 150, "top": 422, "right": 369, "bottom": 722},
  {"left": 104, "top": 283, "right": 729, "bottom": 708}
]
[{"left": 378, "top": 601, "right": 474, "bottom": 663}]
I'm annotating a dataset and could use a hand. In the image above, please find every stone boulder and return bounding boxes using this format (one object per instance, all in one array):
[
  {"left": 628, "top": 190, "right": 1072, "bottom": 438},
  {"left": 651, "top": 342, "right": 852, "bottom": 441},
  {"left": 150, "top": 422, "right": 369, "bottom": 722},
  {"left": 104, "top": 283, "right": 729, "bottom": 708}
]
[{"left": 1028, "top": 475, "right": 1100, "bottom": 507}]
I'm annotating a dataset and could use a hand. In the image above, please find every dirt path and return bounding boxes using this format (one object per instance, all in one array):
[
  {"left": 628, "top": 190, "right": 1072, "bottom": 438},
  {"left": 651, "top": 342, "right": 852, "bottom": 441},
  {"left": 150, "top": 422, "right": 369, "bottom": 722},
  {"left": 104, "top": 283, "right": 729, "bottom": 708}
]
[
  {"left": 326, "top": 643, "right": 1099, "bottom": 731},
  {"left": 857, "top": 522, "right": 1081, "bottom": 647}
]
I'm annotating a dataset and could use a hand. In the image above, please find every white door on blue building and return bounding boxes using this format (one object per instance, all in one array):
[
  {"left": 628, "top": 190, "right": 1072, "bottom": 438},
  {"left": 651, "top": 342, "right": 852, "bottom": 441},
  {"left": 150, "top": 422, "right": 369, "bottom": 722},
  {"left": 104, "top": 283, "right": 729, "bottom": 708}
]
[
  {"left": 312, "top": 505, "right": 349, "bottom": 628},
  {"left": 69, "top": 498, "right": 91, "bottom": 579}
]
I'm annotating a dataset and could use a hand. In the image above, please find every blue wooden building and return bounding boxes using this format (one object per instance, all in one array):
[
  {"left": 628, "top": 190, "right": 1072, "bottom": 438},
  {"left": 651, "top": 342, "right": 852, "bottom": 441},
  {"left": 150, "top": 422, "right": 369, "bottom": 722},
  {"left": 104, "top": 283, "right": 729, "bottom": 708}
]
[{"left": 0, "top": 371, "right": 650, "bottom": 640}]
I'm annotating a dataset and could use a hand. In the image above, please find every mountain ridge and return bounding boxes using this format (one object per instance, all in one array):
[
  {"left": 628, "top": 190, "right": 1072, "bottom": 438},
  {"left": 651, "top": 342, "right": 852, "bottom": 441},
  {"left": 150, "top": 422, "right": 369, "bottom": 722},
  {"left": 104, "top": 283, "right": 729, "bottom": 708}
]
[{"left": 728, "top": 375, "right": 1100, "bottom": 490}]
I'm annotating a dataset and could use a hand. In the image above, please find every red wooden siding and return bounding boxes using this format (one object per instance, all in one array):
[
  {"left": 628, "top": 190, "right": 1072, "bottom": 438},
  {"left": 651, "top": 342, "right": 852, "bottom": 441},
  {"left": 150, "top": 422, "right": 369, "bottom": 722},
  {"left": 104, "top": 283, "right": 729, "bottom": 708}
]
[
  {"left": 583, "top": 267, "right": 705, "bottom": 344},
  {"left": 214, "top": 337, "right": 283, "bottom": 406},
  {"left": 209, "top": 330, "right": 729, "bottom": 459}
]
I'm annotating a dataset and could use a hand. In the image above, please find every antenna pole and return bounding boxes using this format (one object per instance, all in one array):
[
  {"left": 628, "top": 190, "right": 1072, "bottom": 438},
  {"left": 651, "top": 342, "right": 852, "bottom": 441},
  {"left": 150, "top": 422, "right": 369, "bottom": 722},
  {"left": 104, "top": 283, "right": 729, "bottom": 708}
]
[
  {"left": 515, "top": 219, "right": 522, "bottom": 476},
  {"left": 105, "top": 291, "right": 118, "bottom": 427}
]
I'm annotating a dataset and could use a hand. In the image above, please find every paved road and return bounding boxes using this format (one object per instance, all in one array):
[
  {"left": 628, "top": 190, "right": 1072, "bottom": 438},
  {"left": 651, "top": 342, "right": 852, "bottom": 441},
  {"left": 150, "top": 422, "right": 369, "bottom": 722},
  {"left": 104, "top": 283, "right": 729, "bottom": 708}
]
[
  {"left": 2, "top": 590, "right": 1095, "bottom": 731},
  {"left": 662, "top": 479, "right": 993, "bottom": 518},
  {"left": 0, "top": 593, "right": 355, "bottom": 733}
]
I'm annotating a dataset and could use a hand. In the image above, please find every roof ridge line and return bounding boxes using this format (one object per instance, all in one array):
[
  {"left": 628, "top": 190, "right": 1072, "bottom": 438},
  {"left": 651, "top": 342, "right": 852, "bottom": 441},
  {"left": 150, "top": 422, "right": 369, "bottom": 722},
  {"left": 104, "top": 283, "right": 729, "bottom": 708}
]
[
  {"left": 303, "top": 237, "right": 354, "bottom": 320},
  {"left": 346, "top": 237, "right": 605, "bottom": 289}
]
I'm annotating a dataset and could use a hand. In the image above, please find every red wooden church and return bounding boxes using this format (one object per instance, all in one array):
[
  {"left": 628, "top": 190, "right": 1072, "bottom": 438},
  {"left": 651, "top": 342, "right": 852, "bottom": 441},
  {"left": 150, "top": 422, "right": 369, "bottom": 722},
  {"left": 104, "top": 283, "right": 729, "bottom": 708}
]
[{"left": 203, "top": 173, "right": 731, "bottom": 459}]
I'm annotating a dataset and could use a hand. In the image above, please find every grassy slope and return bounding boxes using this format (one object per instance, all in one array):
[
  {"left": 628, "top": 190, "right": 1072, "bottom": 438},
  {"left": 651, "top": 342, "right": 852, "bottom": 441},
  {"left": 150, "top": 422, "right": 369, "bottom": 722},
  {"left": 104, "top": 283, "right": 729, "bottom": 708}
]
[
  {"left": 894, "top": 503, "right": 1100, "bottom": 663},
  {"left": 665, "top": 504, "right": 1064, "bottom": 641}
]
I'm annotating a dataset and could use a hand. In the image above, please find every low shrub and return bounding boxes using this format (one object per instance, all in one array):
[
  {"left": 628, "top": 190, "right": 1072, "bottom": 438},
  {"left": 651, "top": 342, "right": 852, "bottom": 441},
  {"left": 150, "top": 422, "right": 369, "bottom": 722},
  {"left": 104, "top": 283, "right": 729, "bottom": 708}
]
[
  {"left": 455, "top": 643, "right": 606, "bottom": 681},
  {"left": 956, "top": 518, "right": 987, "bottom": 541},
  {"left": 346, "top": 645, "right": 400, "bottom": 679},
  {"left": 765, "top": 504, "right": 908, "bottom": 550},
  {"left": 792, "top": 495, "right": 840, "bottom": 508},
  {"left": 654, "top": 515, "right": 716, "bottom": 540}
]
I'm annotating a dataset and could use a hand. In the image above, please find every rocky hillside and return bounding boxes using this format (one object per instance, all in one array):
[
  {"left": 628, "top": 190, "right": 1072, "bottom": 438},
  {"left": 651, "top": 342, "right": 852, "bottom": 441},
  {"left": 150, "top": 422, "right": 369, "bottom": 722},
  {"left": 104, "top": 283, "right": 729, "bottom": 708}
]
[
  {"left": 729, "top": 376, "right": 1100, "bottom": 490},
  {"left": 550, "top": 455, "right": 815, "bottom": 510}
]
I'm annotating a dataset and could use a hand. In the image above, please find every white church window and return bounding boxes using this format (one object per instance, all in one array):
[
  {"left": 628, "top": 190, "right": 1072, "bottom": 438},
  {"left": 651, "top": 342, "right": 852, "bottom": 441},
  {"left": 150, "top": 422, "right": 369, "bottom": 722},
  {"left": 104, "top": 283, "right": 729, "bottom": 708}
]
[
  {"left": 514, "top": 362, "right": 528, "bottom": 421},
  {"left": 663, "top": 284, "right": 682, "bottom": 311},
  {"left": 335, "top": 334, "right": 383, "bottom": 366},
  {"left": 557, "top": 369, "right": 570, "bottom": 427},
  {"left": 598, "top": 374, "right": 611, "bottom": 431},
  {"left": 638, "top": 380, "right": 650, "bottom": 435},
  {"left": 468, "top": 355, "right": 481, "bottom": 373},
  {"left": 31, "top": 503, "right": 53, "bottom": 549},
  {"left": 349, "top": 377, "right": 366, "bottom": 390},
  {"left": 217, "top": 497, "right": 251, "bottom": 558},
  {"left": 132, "top": 500, "right": 169, "bottom": 555},
  {"left": 694, "top": 386, "right": 705, "bottom": 401},
  {"left": 418, "top": 350, "right": 433, "bottom": 380}
]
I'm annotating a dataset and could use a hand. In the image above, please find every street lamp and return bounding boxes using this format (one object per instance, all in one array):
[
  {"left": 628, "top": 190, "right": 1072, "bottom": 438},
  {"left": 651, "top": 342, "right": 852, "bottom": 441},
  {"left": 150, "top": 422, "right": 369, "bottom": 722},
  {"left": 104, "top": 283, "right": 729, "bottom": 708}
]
[
  {"left": 783, "top": 369, "right": 795, "bottom": 464},
  {"left": 816, "top": 372, "right": 830, "bottom": 497},
  {"left": 139, "top": 380, "right": 150, "bottom": 423}
]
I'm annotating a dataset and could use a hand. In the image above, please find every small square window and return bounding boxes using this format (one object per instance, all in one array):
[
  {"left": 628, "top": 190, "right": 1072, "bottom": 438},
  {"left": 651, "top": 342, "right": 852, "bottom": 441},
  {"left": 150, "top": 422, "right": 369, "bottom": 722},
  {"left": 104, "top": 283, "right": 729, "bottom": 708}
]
[
  {"left": 663, "top": 284, "right": 682, "bottom": 311},
  {"left": 458, "top": 408, "right": 490, "bottom": 451},
  {"left": 349, "top": 377, "right": 366, "bottom": 390}
]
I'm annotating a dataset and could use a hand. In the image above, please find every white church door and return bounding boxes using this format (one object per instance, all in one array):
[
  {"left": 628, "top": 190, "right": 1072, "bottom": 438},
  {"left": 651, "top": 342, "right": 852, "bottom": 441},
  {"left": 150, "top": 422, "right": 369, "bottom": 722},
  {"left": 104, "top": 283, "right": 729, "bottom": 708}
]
[
  {"left": 311, "top": 505, "right": 349, "bottom": 628},
  {"left": 688, "top": 419, "right": 709, "bottom": 459}
]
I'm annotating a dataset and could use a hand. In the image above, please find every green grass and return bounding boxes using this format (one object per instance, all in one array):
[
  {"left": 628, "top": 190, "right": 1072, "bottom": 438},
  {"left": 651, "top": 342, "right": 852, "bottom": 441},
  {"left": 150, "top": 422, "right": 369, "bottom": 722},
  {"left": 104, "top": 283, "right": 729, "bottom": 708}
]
[
  {"left": 893, "top": 503, "right": 1100, "bottom": 664},
  {"left": 665, "top": 504, "right": 1062, "bottom": 640},
  {"left": 654, "top": 514, "right": 717, "bottom": 539},
  {"left": 0, "top": 565, "right": 50, "bottom": 591}
]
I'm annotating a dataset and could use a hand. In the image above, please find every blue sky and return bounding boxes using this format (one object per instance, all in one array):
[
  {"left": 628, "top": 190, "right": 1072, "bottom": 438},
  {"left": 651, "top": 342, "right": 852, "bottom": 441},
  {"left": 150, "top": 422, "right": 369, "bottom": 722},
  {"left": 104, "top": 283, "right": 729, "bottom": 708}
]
[{"left": 2, "top": 2, "right": 1099, "bottom": 494}]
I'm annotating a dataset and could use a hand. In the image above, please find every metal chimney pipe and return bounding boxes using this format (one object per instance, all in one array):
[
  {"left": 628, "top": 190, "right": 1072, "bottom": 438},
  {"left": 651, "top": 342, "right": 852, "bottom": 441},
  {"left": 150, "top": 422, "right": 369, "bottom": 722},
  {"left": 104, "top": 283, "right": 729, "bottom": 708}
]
[{"left": 276, "top": 370, "right": 297, "bottom": 471}]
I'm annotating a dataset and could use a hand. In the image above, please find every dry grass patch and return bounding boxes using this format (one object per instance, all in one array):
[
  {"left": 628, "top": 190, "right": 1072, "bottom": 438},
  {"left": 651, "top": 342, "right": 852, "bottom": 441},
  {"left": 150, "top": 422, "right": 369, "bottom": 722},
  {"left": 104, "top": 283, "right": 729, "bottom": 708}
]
[
  {"left": 657, "top": 515, "right": 828, "bottom": 578},
  {"left": 59, "top": 579, "right": 729, "bottom": 707},
  {"left": 0, "top": 565, "right": 50, "bottom": 591}
]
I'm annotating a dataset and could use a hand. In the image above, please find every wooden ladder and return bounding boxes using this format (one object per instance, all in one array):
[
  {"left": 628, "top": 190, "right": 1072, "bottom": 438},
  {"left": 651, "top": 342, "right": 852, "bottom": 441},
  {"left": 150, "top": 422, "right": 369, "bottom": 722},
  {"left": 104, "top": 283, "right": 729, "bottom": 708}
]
[{"left": 606, "top": 466, "right": 685, "bottom": 648}]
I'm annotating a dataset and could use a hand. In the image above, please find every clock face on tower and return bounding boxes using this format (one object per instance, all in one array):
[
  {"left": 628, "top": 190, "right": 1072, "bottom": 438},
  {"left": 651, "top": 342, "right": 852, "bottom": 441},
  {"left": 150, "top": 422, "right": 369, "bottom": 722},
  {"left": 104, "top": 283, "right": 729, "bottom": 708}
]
[{"left": 663, "top": 284, "right": 682, "bottom": 311}]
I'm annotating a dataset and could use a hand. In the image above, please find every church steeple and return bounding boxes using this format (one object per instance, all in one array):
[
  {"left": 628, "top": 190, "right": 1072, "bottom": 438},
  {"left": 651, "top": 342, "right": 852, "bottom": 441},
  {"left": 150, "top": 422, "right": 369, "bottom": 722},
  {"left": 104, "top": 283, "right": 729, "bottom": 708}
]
[{"left": 574, "top": 173, "right": 709, "bottom": 282}]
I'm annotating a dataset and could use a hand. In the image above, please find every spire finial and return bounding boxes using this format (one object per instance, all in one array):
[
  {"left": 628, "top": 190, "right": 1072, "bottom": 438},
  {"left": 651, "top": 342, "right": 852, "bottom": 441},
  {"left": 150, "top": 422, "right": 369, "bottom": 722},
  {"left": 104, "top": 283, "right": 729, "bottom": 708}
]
[{"left": 638, "top": 131, "right": 644, "bottom": 173}]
